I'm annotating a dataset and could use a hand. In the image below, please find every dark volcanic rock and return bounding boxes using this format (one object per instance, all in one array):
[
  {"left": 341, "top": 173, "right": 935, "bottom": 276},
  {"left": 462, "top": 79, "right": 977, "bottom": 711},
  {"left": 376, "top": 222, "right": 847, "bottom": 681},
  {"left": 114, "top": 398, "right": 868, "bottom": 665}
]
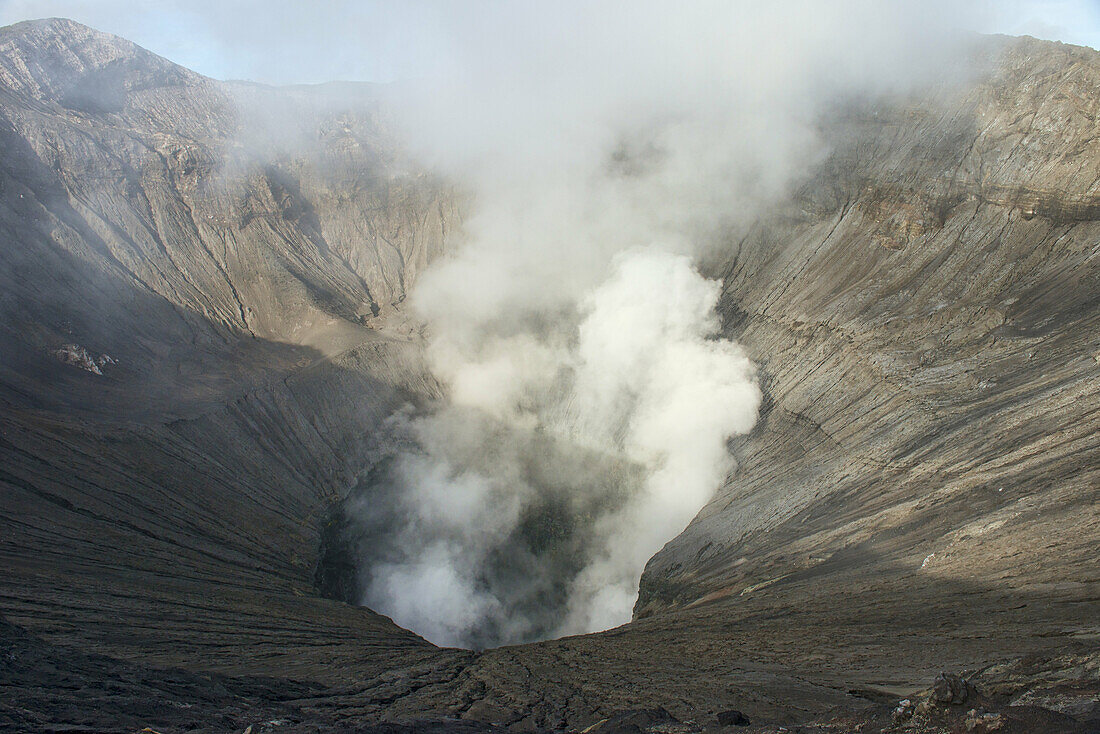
[
  {"left": 583, "top": 708, "right": 677, "bottom": 734},
  {"left": 0, "top": 16, "right": 1097, "bottom": 734},
  {"left": 932, "top": 672, "right": 973, "bottom": 704},
  {"left": 715, "top": 709, "right": 750, "bottom": 727},
  {"left": 0, "top": 616, "right": 315, "bottom": 733}
]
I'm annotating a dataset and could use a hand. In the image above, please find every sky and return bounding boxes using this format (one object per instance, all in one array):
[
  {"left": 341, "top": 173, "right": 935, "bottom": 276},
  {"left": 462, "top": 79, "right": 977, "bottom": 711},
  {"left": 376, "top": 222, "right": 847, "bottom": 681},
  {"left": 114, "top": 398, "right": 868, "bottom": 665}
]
[{"left": 0, "top": 0, "right": 1097, "bottom": 85}]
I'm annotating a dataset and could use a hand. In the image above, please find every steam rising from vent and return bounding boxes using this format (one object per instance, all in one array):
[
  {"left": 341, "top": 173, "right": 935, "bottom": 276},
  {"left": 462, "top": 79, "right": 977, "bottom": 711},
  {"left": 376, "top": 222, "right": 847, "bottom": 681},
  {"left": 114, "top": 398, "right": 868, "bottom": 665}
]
[
  {"left": 359, "top": 251, "right": 758, "bottom": 646},
  {"left": 558, "top": 250, "right": 760, "bottom": 634},
  {"left": 348, "top": 1, "right": 974, "bottom": 647}
]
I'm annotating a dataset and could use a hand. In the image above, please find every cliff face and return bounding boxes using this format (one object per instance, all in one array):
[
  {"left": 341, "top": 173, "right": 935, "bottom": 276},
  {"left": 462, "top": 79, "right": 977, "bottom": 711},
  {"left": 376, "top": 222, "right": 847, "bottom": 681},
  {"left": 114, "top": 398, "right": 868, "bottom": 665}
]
[
  {"left": 639, "top": 36, "right": 1100, "bottom": 619},
  {"left": 0, "top": 19, "right": 1097, "bottom": 734}
]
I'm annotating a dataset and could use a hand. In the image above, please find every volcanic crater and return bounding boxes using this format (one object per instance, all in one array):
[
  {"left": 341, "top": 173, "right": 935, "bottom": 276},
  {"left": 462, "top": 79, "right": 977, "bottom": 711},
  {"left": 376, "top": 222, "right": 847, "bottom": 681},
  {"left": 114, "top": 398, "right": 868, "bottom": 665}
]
[{"left": 0, "top": 17, "right": 1098, "bottom": 734}]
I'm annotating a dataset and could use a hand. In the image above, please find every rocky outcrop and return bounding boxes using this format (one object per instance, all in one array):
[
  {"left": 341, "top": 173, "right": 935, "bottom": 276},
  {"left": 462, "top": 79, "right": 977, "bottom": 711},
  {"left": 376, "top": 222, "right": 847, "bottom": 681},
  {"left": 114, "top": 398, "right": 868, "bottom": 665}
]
[{"left": 0, "top": 19, "right": 1096, "bottom": 734}]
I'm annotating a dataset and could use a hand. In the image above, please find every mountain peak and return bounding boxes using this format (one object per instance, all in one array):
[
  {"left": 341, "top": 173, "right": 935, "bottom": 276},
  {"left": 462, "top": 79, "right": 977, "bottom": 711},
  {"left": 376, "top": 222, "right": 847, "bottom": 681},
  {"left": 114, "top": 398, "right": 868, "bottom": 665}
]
[{"left": 0, "top": 17, "right": 201, "bottom": 109}]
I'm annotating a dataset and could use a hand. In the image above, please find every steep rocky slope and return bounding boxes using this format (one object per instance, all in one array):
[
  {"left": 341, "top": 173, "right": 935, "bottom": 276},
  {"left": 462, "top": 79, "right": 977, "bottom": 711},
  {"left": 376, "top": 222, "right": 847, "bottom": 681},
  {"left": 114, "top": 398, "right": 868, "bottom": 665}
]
[
  {"left": 0, "top": 18, "right": 454, "bottom": 420},
  {"left": 0, "top": 19, "right": 1097, "bottom": 734},
  {"left": 641, "top": 37, "right": 1100, "bottom": 621},
  {"left": 0, "top": 13, "right": 458, "bottom": 697}
]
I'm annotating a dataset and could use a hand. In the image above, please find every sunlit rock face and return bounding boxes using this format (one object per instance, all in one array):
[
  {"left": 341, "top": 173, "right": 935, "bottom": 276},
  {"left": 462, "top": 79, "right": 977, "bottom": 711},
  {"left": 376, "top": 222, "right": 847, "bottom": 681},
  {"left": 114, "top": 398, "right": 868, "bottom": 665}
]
[
  {"left": 637, "top": 37, "right": 1100, "bottom": 622},
  {"left": 0, "top": 18, "right": 1097, "bottom": 734}
]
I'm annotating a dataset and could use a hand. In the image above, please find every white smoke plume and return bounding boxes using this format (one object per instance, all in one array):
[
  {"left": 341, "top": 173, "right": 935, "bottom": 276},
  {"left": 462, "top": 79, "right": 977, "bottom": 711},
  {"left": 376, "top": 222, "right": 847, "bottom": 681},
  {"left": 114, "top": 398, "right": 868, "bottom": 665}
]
[{"left": 350, "top": 1, "right": 978, "bottom": 647}]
